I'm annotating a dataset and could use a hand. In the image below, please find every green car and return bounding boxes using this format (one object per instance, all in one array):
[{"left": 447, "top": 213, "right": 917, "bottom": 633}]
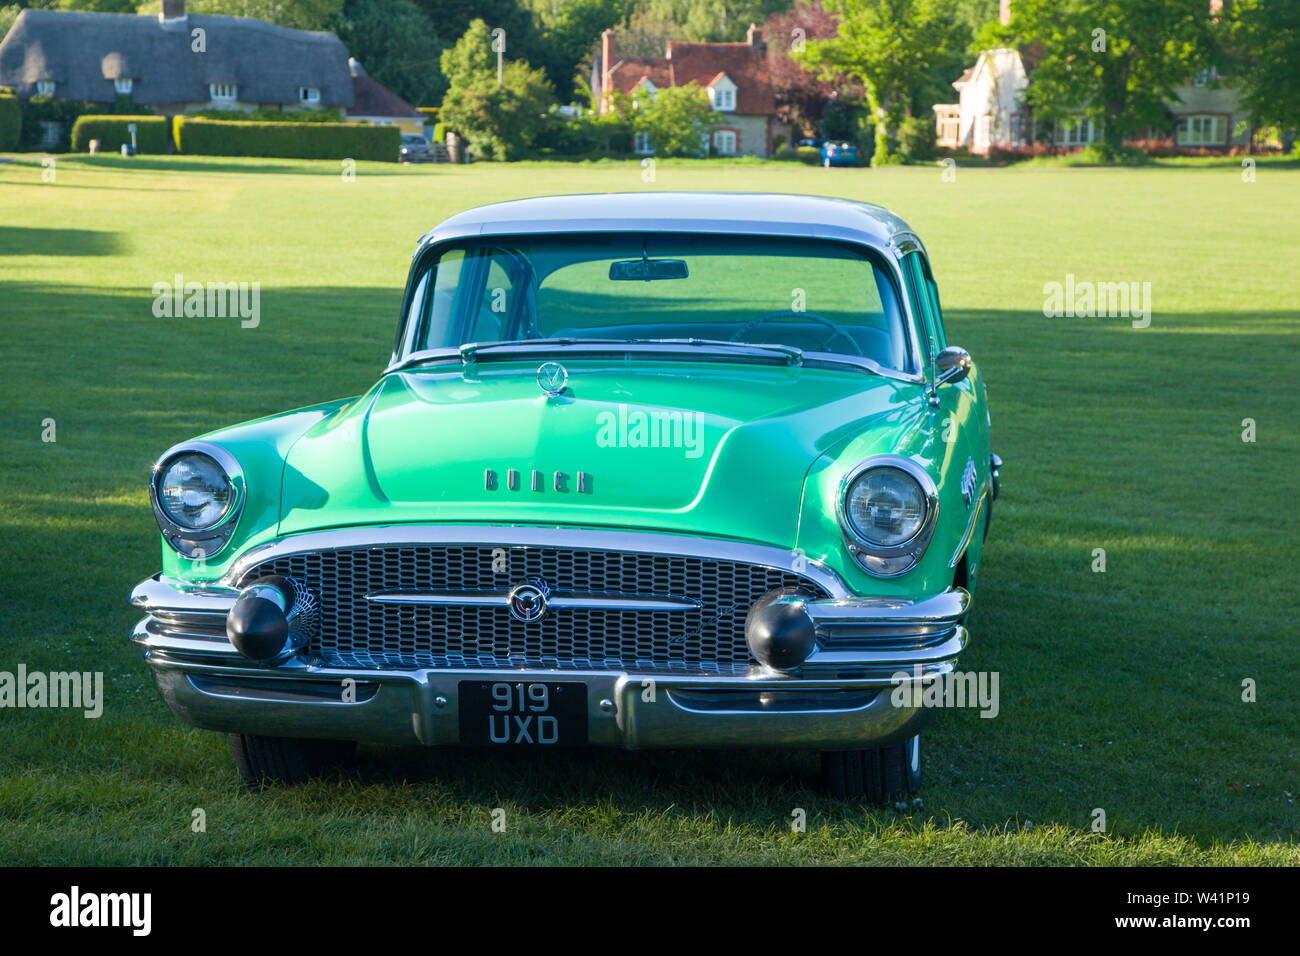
[{"left": 131, "top": 192, "right": 1001, "bottom": 801}]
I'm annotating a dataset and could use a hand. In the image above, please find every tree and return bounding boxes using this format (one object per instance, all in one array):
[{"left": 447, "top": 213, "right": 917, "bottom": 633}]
[
  {"left": 994, "top": 0, "right": 1220, "bottom": 154},
  {"left": 523, "top": 0, "right": 627, "bottom": 101},
  {"left": 439, "top": 19, "right": 557, "bottom": 158},
  {"left": 1225, "top": 0, "right": 1300, "bottom": 141},
  {"left": 761, "top": 1, "right": 844, "bottom": 135},
  {"left": 796, "top": 0, "right": 967, "bottom": 164},
  {"left": 134, "top": 0, "right": 344, "bottom": 30},
  {"left": 633, "top": 82, "right": 717, "bottom": 156},
  {"left": 332, "top": 0, "right": 447, "bottom": 107}
]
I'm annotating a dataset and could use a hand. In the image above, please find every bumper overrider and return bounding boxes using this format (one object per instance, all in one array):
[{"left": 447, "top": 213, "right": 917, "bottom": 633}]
[{"left": 130, "top": 531, "right": 969, "bottom": 751}]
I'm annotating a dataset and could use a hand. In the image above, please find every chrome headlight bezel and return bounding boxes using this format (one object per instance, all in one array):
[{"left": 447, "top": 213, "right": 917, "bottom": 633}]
[
  {"left": 149, "top": 441, "right": 245, "bottom": 560},
  {"left": 837, "top": 455, "right": 939, "bottom": 577}
]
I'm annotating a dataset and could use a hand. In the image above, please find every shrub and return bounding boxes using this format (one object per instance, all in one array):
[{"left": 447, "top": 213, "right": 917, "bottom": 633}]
[
  {"left": 898, "top": 115, "right": 937, "bottom": 163},
  {"left": 173, "top": 117, "right": 399, "bottom": 161},
  {"left": 0, "top": 89, "right": 19, "bottom": 151},
  {"left": 794, "top": 145, "right": 821, "bottom": 164},
  {"left": 1077, "top": 142, "right": 1148, "bottom": 166},
  {"left": 432, "top": 122, "right": 446, "bottom": 145},
  {"left": 187, "top": 107, "right": 345, "bottom": 124},
  {"left": 772, "top": 146, "right": 799, "bottom": 162},
  {"left": 71, "top": 115, "right": 168, "bottom": 153}
]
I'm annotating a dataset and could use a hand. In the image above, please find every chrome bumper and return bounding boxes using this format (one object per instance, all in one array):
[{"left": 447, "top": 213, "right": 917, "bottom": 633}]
[{"left": 131, "top": 575, "right": 968, "bottom": 750}]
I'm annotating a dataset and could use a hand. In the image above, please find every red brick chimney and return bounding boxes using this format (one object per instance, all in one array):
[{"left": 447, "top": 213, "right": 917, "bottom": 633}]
[
  {"left": 999, "top": 0, "right": 1011, "bottom": 25},
  {"left": 746, "top": 23, "right": 764, "bottom": 48},
  {"left": 600, "top": 29, "right": 615, "bottom": 113}
]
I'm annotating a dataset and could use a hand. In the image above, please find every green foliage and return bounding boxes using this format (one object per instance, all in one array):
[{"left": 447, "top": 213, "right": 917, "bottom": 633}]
[
  {"left": 17, "top": 95, "right": 138, "bottom": 151},
  {"left": 438, "top": 19, "right": 557, "bottom": 159},
  {"left": 52, "top": 0, "right": 136, "bottom": 10},
  {"left": 1225, "top": 0, "right": 1300, "bottom": 133},
  {"left": 432, "top": 122, "right": 446, "bottom": 144},
  {"left": 633, "top": 83, "right": 716, "bottom": 157},
  {"left": 332, "top": 0, "right": 448, "bottom": 107},
  {"left": 798, "top": 0, "right": 968, "bottom": 165},
  {"left": 0, "top": 4, "right": 21, "bottom": 44},
  {"left": 1001, "top": 0, "right": 1219, "bottom": 153},
  {"left": 898, "top": 114, "right": 936, "bottom": 162},
  {"left": 135, "top": 0, "right": 344, "bottom": 30},
  {"left": 0, "top": 89, "right": 19, "bottom": 151},
  {"left": 523, "top": 0, "right": 628, "bottom": 100},
  {"left": 70, "top": 114, "right": 168, "bottom": 153},
  {"left": 1076, "top": 142, "right": 1149, "bottom": 166},
  {"left": 173, "top": 117, "right": 399, "bottom": 161},
  {"left": 188, "top": 108, "right": 346, "bottom": 123}
]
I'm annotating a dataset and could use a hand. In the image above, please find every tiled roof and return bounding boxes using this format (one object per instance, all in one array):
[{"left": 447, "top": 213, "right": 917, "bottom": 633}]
[{"left": 606, "top": 40, "right": 774, "bottom": 115}]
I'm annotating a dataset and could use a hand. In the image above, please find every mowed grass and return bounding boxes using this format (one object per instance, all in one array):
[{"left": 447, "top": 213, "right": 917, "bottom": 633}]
[{"left": 0, "top": 153, "right": 1296, "bottom": 865}]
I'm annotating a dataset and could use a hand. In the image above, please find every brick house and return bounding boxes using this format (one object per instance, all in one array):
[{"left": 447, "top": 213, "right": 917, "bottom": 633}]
[{"left": 591, "top": 25, "right": 783, "bottom": 158}]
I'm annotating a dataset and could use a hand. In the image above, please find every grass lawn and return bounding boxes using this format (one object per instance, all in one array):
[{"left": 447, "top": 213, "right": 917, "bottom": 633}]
[{"left": 0, "top": 153, "right": 1296, "bottom": 865}]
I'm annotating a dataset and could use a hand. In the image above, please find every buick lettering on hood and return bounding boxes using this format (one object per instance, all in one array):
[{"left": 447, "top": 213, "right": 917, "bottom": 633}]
[{"left": 130, "top": 192, "right": 1001, "bottom": 801}]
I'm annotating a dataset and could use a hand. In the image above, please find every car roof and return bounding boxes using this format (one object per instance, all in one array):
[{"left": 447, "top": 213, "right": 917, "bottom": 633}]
[{"left": 418, "top": 192, "right": 918, "bottom": 252}]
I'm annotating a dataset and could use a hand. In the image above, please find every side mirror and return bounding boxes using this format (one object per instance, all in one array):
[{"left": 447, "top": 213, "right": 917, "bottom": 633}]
[{"left": 935, "top": 346, "right": 972, "bottom": 387}]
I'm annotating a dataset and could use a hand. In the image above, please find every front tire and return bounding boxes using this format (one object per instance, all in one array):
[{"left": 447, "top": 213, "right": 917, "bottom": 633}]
[
  {"left": 821, "top": 735, "right": 921, "bottom": 802},
  {"left": 228, "top": 734, "right": 355, "bottom": 786}
]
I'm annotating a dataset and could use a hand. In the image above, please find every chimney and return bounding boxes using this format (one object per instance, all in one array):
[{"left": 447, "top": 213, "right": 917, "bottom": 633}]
[
  {"left": 600, "top": 29, "right": 615, "bottom": 114},
  {"left": 1209, "top": 0, "right": 1223, "bottom": 14},
  {"left": 999, "top": 0, "right": 1011, "bottom": 25},
  {"left": 160, "top": 0, "right": 186, "bottom": 22},
  {"left": 746, "top": 23, "right": 764, "bottom": 49}
]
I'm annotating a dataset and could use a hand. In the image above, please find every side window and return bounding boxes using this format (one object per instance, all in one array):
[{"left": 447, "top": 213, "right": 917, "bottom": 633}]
[{"left": 902, "top": 251, "right": 945, "bottom": 358}]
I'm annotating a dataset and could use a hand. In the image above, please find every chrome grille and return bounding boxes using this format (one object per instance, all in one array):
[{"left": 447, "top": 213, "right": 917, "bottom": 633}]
[{"left": 239, "top": 544, "right": 828, "bottom": 674}]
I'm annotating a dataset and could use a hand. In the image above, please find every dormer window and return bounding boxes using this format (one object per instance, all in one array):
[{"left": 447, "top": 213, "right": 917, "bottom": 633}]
[
  {"left": 707, "top": 75, "right": 737, "bottom": 112},
  {"left": 35, "top": 81, "right": 55, "bottom": 96},
  {"left": 209, "top": 83, "right": 237, "bottom": 102},
  {"left": 299, "top": 87, "right": 320, "bottom": 104},
  {"left": 114, "top": 78, "right": 134, "bottom": 95}
]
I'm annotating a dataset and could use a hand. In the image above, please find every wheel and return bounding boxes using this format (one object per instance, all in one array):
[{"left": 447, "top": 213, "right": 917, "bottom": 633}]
[
  {"left": 821, "top": 735, "right": 922, "bottom": 802},
  {"left": 228, "top": 734, "right": 356, "bottom": 786}
]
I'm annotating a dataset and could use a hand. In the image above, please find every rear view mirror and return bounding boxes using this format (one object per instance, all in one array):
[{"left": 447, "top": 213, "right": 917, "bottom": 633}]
[{"left": 609, "top": 258, "right": 689, "bottom": 281}]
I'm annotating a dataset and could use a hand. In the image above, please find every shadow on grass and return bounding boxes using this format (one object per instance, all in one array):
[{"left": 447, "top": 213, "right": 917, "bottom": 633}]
[{"left": 0, "top": 226, "right": 126, "bottom": 256}]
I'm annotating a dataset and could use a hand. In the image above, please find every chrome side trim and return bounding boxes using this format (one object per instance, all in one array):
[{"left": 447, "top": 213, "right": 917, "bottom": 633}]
[
  {"left": 366, "top": 589, "right": 703, "bottom": 612},
  {"left": 949, "top": 483, "right": 989, "bottom": 569},
  {"left": 225, "top": 525, "right": 853, "bottom": 599}
]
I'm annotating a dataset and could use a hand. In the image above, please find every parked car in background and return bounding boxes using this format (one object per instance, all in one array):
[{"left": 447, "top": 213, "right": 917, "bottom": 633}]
[
  {"left": 399, "top": 133, "right": 432, "bottom": 163},
  {"left": 130, "top": 192, "right": 999, "bottom": 802},
  {"left": 797, "top": 137, "right": 823, "bottom": 149},
  {"left": 821, "top": 141, "right": 860, "bottom": 166}
]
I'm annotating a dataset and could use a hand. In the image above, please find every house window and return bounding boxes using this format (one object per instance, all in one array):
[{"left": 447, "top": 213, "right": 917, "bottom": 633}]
[
  {"left": 1009, "top": 112, "right": 1024, "bottom": 146},
  {"left": 935, "top": 109, "right": 959, "bottom": 147},
  {"left": 633, "top": 131, "right": 652, "bottom": 154},
  {"left": 35, "top": 81, "right": 55, "bottom": 96},
  {"left": 713, "top": 129, "right": 737, "bottom": 155},
  {"left": 1177, "top": 114, "right": 1225, "bottom": 146},
  {"left": 39, "top": 121, "right": 63, "bottom": 146},
  {"left": 1193, "top": 66, "right": 1220, "bottom": 88},
  {"left": 114, "top": 78, "right": 133, "bottom": 95},
  {"left": 1054, "top": 118, "right": 1098, "bottom": 146},
  {"left": 299, "top": 87, "right": 320, "bottom": 104},
  {"left": 209, "top": 83, "right": 237, "bottom": 102},
  {"left": 710, "top": 87, "right": 735, "bottom": 111}
]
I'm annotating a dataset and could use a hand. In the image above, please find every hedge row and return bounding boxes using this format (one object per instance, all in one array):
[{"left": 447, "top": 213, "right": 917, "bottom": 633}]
[
  {"left": 70, "top": 115, "right": 169, "bottom": 153},
  {"left": 173, "top": 117, "right": 399, "bottom": 161},
  {"left": 0, "top": 90, "right": 19, "bottom": 152}
]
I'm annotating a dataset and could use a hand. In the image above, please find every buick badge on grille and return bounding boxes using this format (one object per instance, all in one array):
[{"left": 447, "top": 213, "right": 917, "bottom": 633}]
[{"left": 507, "top": 578, "right": 551, "bottom": 623}]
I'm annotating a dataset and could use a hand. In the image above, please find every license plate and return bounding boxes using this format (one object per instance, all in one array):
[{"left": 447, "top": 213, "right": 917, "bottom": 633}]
[{"left": 458, "top": 681, "right": 588, "bottom": 746}]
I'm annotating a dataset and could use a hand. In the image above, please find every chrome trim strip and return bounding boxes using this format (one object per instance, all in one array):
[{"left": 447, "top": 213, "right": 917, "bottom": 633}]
[
  {"left": 225, "top": 525, "right": 852, "bottom": 599},
  {"left": 804, "top": 587, "right": 969, "bottom": 626},
  {"left": 365, "top": 589, "right": 703, "bottom": 612},
  {"left": 949, "top": 483, "right": 989, "bottom": 569}
]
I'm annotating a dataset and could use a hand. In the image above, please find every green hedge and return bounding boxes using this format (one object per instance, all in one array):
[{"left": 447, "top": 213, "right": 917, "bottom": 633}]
[
  {"left": 70, "top": 115, "right": 169, "bottom": 153},
  {"left": 173, "top": 117, "right": 399, "bottom": 161},
  {"left": 0, "top": 90, "right": 19, "bottom": 151}
]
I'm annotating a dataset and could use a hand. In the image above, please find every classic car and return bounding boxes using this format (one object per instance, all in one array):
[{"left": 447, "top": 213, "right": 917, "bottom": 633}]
[{"left": 130, "top": 192, "right": 1000, "bottom": 802}]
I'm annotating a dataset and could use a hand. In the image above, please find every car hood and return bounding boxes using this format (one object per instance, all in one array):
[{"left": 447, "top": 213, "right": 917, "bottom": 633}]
[{"left": 278, "top": 359, "right": 927, "bottom": 546}]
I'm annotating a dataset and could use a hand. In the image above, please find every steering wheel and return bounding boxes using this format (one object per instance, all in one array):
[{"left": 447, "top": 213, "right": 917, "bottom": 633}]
[{"left": 729, "top": 310, "right": 863, "bottom": 357}]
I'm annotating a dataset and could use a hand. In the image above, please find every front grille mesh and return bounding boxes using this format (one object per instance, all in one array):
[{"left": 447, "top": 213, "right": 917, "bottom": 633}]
[{"left": 240, "top": 544, "right": 828, "bottom": 674}]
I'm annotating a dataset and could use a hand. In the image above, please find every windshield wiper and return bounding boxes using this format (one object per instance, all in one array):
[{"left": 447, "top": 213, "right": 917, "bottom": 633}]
[{"left": 639, "top": 338, "right": 804, "bottom": 367}]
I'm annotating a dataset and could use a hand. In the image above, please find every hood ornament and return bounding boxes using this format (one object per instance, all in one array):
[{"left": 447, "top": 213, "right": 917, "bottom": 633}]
[{"left": 537, "top": 362, "right": 568, "bottom": 397}]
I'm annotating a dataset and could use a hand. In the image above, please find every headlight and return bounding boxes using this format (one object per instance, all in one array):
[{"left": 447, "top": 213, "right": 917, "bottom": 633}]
[
  {"left": 157, "top": 453, "right": 233, "bottom": 530},
  {"left": 844, "top": 467, "right": 928, "bottom": 547},
  {"left": 149, "top": 442, "right": 244, "bottom": 559},
  {"left": 838, "top": 457, "right": 938, "bottom": 577}
]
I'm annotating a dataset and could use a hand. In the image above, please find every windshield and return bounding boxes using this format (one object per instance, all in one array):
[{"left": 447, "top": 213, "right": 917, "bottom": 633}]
[{"left": 403, "top": 233, "right": 911, "bottom": 372}]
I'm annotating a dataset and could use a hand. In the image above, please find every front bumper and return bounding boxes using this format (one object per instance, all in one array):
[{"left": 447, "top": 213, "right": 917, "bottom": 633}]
[{"left": 131, "top": 575, "right": 968, "bottom": 751}]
